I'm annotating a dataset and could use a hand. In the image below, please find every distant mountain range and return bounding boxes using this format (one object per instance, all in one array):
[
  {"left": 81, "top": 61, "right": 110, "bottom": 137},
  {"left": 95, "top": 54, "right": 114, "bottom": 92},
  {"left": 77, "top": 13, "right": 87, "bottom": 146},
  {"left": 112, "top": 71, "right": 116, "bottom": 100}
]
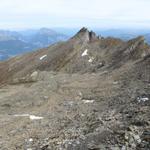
[
  {"left": 0, "top": 28, "right": 150, "bottom": 61},
  {"left": 96, "top": 29, "right": 150, "bottom": 43},
  {"left": 0, "top": 28, "right": 68, "bottom": 60}
]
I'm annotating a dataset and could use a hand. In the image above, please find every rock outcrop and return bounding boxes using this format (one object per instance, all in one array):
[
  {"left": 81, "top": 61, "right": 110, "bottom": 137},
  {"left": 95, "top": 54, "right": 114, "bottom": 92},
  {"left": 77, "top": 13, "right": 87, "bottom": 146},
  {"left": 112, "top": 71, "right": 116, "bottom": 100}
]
[{"left": 71, "top": 27, "right": 99, "bottom": 43}]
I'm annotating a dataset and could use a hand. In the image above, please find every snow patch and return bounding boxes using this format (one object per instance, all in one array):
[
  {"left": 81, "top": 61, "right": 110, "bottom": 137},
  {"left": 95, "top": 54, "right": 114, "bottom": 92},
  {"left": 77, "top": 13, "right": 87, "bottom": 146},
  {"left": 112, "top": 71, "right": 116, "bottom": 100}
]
[
  {"left": 113, "top": 81, "right": 119, "bottom": 85},
  {"left": 40, "top": 55, "right": 47, "bottom": 60},
  {"left": 137, "top": 97, "right": 149, "bottom": 103},
  {"left": 82, "top": 49, "right": 88, "bottom": 57},
  {"left": 29, "top": 115, "right": 43, "bottom": 120},
  {"left": 88, "top": 57, "right": 94, "bottom": 63},
  {"left": 14, "top": 114, "right": 43, "bottom": 120},
  {"left": 81, "top": 114, "right": 85, "bottom": 117},
  {"left": 82, "top": 100, "right": 95, "bottom": 104},
  {"left": 29, "top": 138, "right": 33, "bottom": 142}
]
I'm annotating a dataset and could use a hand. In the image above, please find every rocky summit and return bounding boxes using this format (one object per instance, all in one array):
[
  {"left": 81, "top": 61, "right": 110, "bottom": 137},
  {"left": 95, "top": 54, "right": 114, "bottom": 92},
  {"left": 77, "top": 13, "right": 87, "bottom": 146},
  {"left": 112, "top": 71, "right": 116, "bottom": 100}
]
[{"left": 0, "top": 28, "right": 150, "bottom": 150}]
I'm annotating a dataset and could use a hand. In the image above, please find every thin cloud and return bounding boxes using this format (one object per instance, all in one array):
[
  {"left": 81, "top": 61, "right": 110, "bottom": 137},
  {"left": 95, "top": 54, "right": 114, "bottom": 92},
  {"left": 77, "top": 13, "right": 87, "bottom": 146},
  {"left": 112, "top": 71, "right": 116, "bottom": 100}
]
[{"left": 0, "top": 0, "right": 149, "bottom": 29}]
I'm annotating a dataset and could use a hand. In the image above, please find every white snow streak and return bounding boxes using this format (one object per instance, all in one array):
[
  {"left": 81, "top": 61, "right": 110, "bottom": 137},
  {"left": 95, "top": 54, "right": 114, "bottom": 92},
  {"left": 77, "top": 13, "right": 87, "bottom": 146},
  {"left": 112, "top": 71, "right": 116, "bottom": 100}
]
[
  {"left": 81, "top": 49, "right": 88, "bottom": 56},
  {"left": 40, "top": 55, "right": 47, "bottom": 60},
  {"left": 29, "top": 115, "right": 43, "bottom": 120},
  {"left": 82, "top": 100, "right": 95, "bottom": 104},
  {"left": 88, "top": 57, "right": 94, "bottom": 63},
  {"left": 29, "top": 138, "right": 33, "bottom": 142},
  {"left": 14, "top": 114, "right": 43, "bottom": 120},
  {"left": 137, "top": 97, "right": 149, "bottom": 103}
]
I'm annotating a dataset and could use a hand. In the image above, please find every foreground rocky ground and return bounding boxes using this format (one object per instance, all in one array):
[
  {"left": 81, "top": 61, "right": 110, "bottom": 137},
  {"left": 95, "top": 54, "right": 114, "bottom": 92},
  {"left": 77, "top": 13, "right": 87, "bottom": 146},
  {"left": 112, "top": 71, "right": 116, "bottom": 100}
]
[
  {"left": 0, "top": 28, "right": 149, "bottom": 149},
  {"left": 0, "top": 68, "right": 149, "bottom": 150}
]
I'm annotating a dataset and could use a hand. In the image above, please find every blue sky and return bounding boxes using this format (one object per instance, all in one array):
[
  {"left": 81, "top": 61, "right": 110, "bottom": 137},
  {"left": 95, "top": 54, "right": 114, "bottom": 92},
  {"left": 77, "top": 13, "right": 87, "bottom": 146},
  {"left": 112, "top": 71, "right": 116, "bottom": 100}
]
[{"left": 0, "top": 0, "right": 150, "bottom": 29}]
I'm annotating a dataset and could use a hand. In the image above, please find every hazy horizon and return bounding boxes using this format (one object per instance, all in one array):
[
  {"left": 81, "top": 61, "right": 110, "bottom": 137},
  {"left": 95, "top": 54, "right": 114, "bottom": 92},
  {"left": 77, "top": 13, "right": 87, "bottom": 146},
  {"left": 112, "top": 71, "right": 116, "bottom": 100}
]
[{"left": 0, "top": 0, "right": 150, "bottom": 30}]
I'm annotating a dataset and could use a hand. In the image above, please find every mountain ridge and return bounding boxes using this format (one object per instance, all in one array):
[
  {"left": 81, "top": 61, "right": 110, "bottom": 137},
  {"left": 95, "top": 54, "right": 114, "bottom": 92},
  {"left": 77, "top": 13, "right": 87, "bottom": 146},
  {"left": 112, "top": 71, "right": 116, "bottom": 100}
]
[{"left": 0, "top": 28, "right": 149, "bottom": 85}]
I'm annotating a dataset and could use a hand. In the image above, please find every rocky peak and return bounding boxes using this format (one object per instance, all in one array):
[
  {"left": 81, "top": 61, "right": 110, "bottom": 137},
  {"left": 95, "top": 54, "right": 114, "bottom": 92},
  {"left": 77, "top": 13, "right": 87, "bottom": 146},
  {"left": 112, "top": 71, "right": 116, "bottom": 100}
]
[
  {"left": 72, "top": 27, "right": 99, "bottom": 43},
  {"left": 78, "top": 27, "right": 89, "bottom": 33}
]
